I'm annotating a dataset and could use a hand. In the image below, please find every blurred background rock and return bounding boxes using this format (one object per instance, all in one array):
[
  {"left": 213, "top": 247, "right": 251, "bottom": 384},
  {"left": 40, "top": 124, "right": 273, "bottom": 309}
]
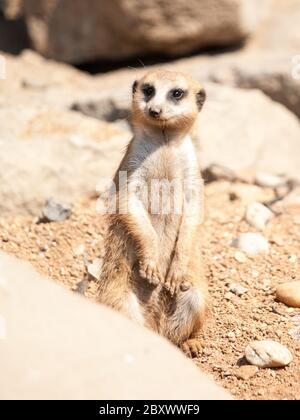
[
  {"left": 2, "top": 0, "right": 270, "bottom": 63},
  {"left": 1, "top": 0, "right": 300, "bottom": 215}
]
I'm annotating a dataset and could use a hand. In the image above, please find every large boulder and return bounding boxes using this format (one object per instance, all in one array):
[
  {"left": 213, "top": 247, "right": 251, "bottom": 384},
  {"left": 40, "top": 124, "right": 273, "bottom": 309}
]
[
  {"left": 0, "top": 252, "right": 232, "bottom": 400},
  {"left": 208, "top": 53, "right": 300, "bottom": 120},
  {"left": 197, "top": 83, "right": 300, "bottom": 178},
  {"left": 16, "top": 0, "right": 269, "bottom": 63},
  {"left": 2, "top": 51, "right": 300, "bottom": 219},
  {"left": 65, "top": 76, "right": 300, "bottom": 180},
  {"left": 247, "top": 0, "right": 300, "bottom": 53},
  {"left": 0, "top": 105, "right": 130, "bottom": 216}
]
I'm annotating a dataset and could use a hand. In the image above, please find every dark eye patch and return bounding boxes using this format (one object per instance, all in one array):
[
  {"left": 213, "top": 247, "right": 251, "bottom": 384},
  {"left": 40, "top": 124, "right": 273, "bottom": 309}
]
[
  {"left": 169, "top": 88, "right": 187, "bottom": 102},
  {"left": 142, "top": 84, "right": 155, "bottom": 99}
]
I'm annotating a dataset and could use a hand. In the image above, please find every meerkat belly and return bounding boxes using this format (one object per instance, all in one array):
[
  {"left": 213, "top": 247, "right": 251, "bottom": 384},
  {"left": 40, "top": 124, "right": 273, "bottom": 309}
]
[{"left": 143, "top": 148, "right": 185, "bottom": 271}]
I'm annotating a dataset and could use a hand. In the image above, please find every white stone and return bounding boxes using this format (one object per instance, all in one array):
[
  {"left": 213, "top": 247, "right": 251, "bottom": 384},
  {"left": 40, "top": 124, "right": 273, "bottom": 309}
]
[
  {"left": 245, "top": 340, "right": 293, "bottom": 368},
  {"left": 232, "top": 233, "right": 269, "bottom": 255},
  {"left": 255, "top": 173, "right": 286, "bottom": 189},
  {"left": 288, "top": 326, "right": 300, "bottom": 341},
  {"left": 229, "top": 283, "right": 248, "bottom": 297},
  {"left": 245, "top": 202, "right": 273, "bottom": 231},
  {"left": 87, "top": 258, "right": 103, "bottom": 280}
]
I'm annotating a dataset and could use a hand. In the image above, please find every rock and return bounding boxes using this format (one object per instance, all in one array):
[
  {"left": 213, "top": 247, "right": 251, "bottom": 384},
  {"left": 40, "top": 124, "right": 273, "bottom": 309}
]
[
  {"left": 232, "top": 233, "right": 269, "bottom": 256},
  {"left": 71, "top": 98, "right": 130, "bottom": 123},
  {"left": 19, "top": 0, "right": 269, "bottom": 63},
  {"left": 4, "top": 52, "right": 300, "bottom": 176},
  {"left": 288, "top": 255, "right": 298, "bottom": 264},
  {"left": 283, "top": 187, "right": 300, "bottom": 207},
  {"left": 276, "top": 282, "right": 300, "bottom": 308},
  {"left": 87, "top": 258, "right": 103, "bottom": 281},
  {"left": 234, "top": 251, "right": 248, "bottom": 264},
  {"left": 245, "top": 202, "right": 273, "bottom": 231},
  {"left": 40, "top": 199, "right": 72, "bottom": 223},
  {"left": 0, "top": 104, "right": 131, "bottom": 216},
  {"left": 255, "top": 173, "right": 287, "bottom": 189},
  {"left": 227, "top": 332, "right": 236, "bottom": 343},
  {"left": 228, "top": 184, "right": 272, "bottom": 205},
  {"left": 199, "top": 51, "right": 300, "bottom": 120},
  {"left": 288, "top": 326, "right": 300, "bottom": 341},
  {"left": 235, "top": 365, "right": 258, "bottom": 380},
  {"left": 245, "top": 340, "right": 293, "bottom": 368},
  {"left": 73, "top": 244, "right": 86, "bottom": 257},
  {"left": 196, "top": 84, "right": 300, "bottom": 179},
  {"left": 174, "top": 0, "right": 300, "bottom": 119},
  {"left": 229, "top": 283, "right": 248, "bottom": 297},
  {"left": 202, "top": 164, "right": 238, "bottom": 183},
  {"left": 247, "top": 0, "right": 300, "bottom": 55},
  {"left": 0, "top": 252, "right": 232, "bottom": 400}
]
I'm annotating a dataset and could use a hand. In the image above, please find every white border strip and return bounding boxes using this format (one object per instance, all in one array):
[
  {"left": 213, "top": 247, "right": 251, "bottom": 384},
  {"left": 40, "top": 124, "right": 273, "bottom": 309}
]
[{"left": 0, "top": 55, "right": 6, "bottom": 80}]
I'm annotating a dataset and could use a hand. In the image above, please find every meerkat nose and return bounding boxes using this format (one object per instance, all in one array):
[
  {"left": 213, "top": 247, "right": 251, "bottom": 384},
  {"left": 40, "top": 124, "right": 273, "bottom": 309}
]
[{"left": 149, "top": 108, "right": 162, "bottom": 119}]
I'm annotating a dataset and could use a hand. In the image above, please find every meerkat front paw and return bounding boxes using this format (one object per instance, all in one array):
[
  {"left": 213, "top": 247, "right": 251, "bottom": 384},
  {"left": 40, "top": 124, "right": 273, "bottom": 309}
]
[
  {"left": 181, "top": 338, "right": 203, "bottom": 359},
  {"left": 139, "top": 258, "right": 162, "bottom": 286},
  {"left": 164, "top": 265, "right": 191, "bottom": 296}
]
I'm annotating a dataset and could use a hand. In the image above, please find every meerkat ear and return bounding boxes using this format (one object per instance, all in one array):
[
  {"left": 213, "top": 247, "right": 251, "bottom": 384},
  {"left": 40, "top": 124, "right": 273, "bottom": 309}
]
[
  {"left": 196, "top": 88, "right": 206, "bottom": 110},
  {"left": 132, "top": 80, "right": 138, "bottom": 95}
]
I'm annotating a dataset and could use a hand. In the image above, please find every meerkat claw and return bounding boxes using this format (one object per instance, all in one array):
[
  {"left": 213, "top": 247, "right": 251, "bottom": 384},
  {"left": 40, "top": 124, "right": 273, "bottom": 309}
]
[
  {"left": 139, "top": 260, "right": 162, "bottom": 286},
  {"left": 181, "top": 339, "right": 203, "bottom": 359}
]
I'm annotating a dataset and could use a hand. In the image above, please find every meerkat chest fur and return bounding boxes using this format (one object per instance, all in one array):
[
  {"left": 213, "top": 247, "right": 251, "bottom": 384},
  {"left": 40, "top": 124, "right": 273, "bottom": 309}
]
[{"left": 124, "top": 131, "right": 200, "bottom": 270}]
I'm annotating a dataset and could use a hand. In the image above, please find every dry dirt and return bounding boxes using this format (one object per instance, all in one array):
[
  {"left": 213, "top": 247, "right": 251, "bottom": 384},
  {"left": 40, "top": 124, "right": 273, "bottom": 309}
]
[{"left": 1, "top": 180, "right": 299, "bottom": 400}]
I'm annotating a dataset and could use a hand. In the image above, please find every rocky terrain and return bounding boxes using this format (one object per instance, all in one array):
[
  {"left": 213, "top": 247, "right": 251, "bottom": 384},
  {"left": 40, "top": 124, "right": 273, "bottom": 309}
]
[
  {"left": 1, "top": 180, "right": 300, "bottom": 400},
  {"left": 1, "top": 0, "right": 300, "bottom": 400}
]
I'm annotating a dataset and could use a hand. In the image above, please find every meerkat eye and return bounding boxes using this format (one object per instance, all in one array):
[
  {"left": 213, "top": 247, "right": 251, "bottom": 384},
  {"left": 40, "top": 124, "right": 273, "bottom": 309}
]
[
  {"left": 170, "top": 89, "right": 185, "bottom": 100},
  {"left": 142, "top": 84, "right": 155, "bottom": 98}
]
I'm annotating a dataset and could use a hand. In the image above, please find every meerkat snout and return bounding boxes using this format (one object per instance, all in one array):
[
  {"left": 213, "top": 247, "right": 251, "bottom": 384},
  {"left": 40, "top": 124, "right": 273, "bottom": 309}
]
[{"left": 149, "top": 107, "right": 162, "bottom": 119}]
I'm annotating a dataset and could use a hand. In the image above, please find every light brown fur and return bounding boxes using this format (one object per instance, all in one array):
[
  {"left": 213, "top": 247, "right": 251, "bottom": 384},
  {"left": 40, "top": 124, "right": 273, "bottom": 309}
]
[{"left": 97, "top": 70, "right": 208, "bottom": 357}]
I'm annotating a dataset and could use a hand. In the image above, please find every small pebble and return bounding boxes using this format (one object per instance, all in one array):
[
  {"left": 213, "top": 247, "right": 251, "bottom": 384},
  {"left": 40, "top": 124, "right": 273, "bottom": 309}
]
[
  {"left": 252, "top": 270, "right": 260, "bottom": 279},
  {"left": 245, "top": 340, "right": 293, "bottom": 368},
  {"left": 87, "top": 258, "right": 103, "bottom": 280},
  {"left": 232, "top": 233, "right": 269, "bottom": 256},
  {"left": 224, "top": 292, "right": 234, "bottom": 301},
  {"left": 255, "top": 173, "right": 286, "bottom": 189},
  {"left": 234, "top": 251, "right": 247, "bottom": 263},
  {"left": 288, "top": 255, "right": 298, "bottom": 264},
  {"left": 229, "top": 283, "right": 248, "bottom": 297},
  {"left": 74, "top": 244, "right": 86, "bottom": 257},
  {"left": 276, "top": 281, "right": 300, "bottom": 308},
  {"left": 235, "top": 365, "right": 258, "bottom": 380},
  {"left": 288, "top": 326, "right": 300, "bottom": 340},
  {"left": 245, "top": 202, "right": 273, "bottom": 231},
  {"left": 40, "top": 199, "right": 72, "bottom": 223},
  {"left": 227, "top": 332, "right": 236, "bottom": 342}
]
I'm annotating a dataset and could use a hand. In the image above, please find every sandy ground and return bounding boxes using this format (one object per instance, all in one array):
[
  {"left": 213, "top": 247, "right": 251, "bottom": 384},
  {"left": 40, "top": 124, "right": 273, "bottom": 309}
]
[{"left": 1, "top": 180, "right": 299, "bottom": 400}]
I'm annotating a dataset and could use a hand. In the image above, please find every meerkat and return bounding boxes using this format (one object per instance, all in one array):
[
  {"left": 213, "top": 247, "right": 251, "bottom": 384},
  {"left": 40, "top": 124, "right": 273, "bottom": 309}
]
[{"left": 96, "top": 69, "right": 208, "bottom": 358}]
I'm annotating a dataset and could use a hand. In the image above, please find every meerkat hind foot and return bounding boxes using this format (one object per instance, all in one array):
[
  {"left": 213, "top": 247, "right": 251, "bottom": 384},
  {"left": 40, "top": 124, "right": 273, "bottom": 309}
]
[
  {"left": 181, "top": 338, "right": 203, "bottom": 359},
  {"left": 164, "top": 274, "right": 191, "bottom": 296}
]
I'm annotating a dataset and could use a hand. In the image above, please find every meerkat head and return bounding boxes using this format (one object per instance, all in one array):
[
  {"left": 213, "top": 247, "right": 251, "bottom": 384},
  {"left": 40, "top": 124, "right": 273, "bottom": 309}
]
[{"left": 132, "top": 69, "right": 206, "bottom": 131}]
